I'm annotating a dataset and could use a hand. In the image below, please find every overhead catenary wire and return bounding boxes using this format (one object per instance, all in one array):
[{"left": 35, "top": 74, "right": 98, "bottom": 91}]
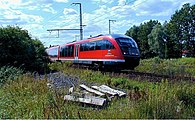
[
  {"left": 59, "top": 1, "right": 111, "bottom": 28},
  {"left": 84, "top": 0, "right": 149, "bottom": 26},
  {"left": 42, "top": 4, "right": 73, "bottom": 28},
  {"left": 86, "top": 0, "right": 137, "bottom": 23},
  {"left": 49, "top": 0, "right": 150, "bottom": 40}
]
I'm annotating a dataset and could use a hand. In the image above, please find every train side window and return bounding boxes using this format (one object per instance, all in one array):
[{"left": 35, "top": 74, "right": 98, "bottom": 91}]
[
  {"left": 100, "top": 40, "right": 106, "bottom": 50},
  {"left": 60, "top": 46, "right": 64, "bottom": 57},
  {"left": 65, "top": 46, "right": 68, "bottom": 56},
  {"left": 84, "top": 43, "right": 89, "bottom": 51},
  {"left": 105, "top": 40, "right": 115, "bottom": 49},
  {"left": 98, "top": 40, "right": 115, "bottom": 50},
  {"left": 80, "top": 40, "right": 114, "bottom": 51},
  {"left": 89, "top": 42, "right": 95, "bottom": 51},
  {"left": 95, "top": 40, "right": 103, "bottom": 50},
  {"left": 80, "top": 44, "right": 83, "bottom": 51},
  {"left": 60, "top": 45, "right": 74, "bottom": 57},
  {"left": 80, "top": 43, "right": 86, "bottom": 51},
  {"left": 60, "top": 47, "right": 63, "bottom": 56},
  {"left": 69, "top": 45, "right": 74, "bottom": 57}
]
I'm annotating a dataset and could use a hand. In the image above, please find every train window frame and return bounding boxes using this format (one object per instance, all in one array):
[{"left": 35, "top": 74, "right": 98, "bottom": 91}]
[
  {"left": 104, "top": 39, "right": 115, "bottom": 50},
  {"left": 116, "top": 37, "right": 138, "bottom": 48},
  {"left": 89, "top": 42, "right": 95, "bottom": 50},
  {"left": 79, "top": 39, "right": 115, "bottom": 52},
  {"left": 60, "top": 45, "right": 74, "bottom": 57}
]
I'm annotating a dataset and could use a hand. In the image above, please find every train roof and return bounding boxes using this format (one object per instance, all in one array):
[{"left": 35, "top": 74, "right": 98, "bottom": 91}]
[
  {"left": 106, "top": 34, "right": 133, "bottom": 39},
  {"left": 84, "top": 34, "right": 132, "bottom": 41},
  {"left": 48, "top": 34, "right": 133, "bottom": 48}
]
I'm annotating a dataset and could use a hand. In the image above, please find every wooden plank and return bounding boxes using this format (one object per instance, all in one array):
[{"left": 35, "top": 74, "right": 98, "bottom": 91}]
[
  {"left": 91, "top": 85, "right": 126, "bottom": 97},
  {"left": 91, "top": 86, "right": 118, "bottom": 96},
  {"left": 64, "top": 94, "right": 107, "bottom": 106},
  {"left": 99, "top": 85, "right": 126, "bottom": 97},
  {"left": 80, "top": 84, "right": 105, "bottom": 96}
]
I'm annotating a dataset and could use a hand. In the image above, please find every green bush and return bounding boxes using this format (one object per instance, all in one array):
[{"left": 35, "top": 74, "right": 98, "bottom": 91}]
[
  {"left": 0, "top": 26, "right": 50, "bottom": 73},
  {"left": 0, "top": 66, "right": 23, "bottom": 86}
]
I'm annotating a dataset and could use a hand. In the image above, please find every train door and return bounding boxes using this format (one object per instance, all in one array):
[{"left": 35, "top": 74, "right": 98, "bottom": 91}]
[{"left": 74, "top": 44, "right": 79, "bottom": 61}]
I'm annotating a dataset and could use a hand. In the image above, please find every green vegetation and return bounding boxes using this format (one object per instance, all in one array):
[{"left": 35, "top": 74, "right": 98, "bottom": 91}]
[
  {"left": 0, "top": 26, "right": 49, "bottom": 73},
  {"left": 0, "top": 2, "right": 194, "bottom": 119},
  {"left": 126, "top": 3, "right": 195, "bottom": 58},
  {"left": 0, "top": 58, "right": 194, "bottom": 119},
  {"left": 0, "top": 74, "right": 49, "bottom": 118},
  {"left": 0, "top": 66, "right": 23, "bottom": 86},
  {"left": 136, "top": 57, "right": 195, "bottom": 76}
]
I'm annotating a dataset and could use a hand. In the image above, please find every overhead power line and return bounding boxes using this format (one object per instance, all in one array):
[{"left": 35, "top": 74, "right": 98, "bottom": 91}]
[
  {"left": 46, "top": 3, "right": 84, "bottom": 41},
  {"left": 84, "top": 0, "right": 149, "bottom": 26},
  {"left": 47, "top": 28, "right": 81, "bottom": 38}
]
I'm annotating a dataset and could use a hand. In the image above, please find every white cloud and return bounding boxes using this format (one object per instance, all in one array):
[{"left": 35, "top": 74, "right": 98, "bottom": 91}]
[
  {"left": 55, "top": 0, "right": 68, "bottom": 3},
  {"left": 0, "top": 0, "right": 21, "bottom": 9},
  {"left": 131, "top": 0, "right": 195, "bottom": 17},
  {"left": 1, "top": 0, "right": 22, "bottom": 5},
  {"left": 42, "top": 4, "right": 57, "bottom": 14},
  {"left": 91, "top": 0, "right": 114, "bottom": 4},
  {"left": 63, "top": 8, "right": 77, "bottom": 15},
  {"left": 1, "top": 0, "right": 195, "bottom": 46},
  {"left": 2, "top": 8, "right": 43, "bottom": 25},
  {"left": 118, "top": 0, "right": 126, "bottom": 6}
]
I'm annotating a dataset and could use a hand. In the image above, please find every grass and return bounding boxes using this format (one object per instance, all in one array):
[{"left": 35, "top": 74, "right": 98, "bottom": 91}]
[
  {"left": 0, "top": 66, "right": 23, "bottom": 86},
  {"left": 0, "top": 74, "right": 49, "bottom": 119},
  {"left": 0, "top": 58, "right": 194, "bottom": 119},
  {"left": 135, "top": 57, "right": 195, "bottom": 77}
]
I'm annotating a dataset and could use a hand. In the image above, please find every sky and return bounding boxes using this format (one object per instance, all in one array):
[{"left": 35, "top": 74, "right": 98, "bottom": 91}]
[{"left": 0, "top": 0, "right": 194, "bottom": 47}]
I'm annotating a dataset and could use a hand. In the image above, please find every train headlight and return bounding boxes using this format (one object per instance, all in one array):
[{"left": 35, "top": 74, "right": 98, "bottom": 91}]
[{"left": 123, "top": 52, "right": 129, "bottom": 55}]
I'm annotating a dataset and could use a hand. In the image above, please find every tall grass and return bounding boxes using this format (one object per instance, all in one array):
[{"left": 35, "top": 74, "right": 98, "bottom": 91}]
[
  {"left": 135, "top": 57, "right": 195, "bottom": 77},
  {"left": 0, "top": 61, "right": 194, "bottom": 119},
  {"left": 0, "top": 66, "right": 23, "bottom": 86},
  {"left": 0, "top": 74, "right": 49, "bottom": 118}
]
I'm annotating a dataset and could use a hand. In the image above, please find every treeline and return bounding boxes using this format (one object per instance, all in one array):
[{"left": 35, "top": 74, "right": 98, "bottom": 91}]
[
  {"left": 125, "top": 3, "right": 195, "bottom": 59},
  {"left": 0, "top": 26, "right": 50, "bottom": 73}
]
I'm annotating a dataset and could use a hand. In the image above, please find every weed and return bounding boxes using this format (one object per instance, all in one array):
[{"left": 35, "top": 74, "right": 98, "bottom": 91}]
[
  {"left": 135, "top": 58, "right": 195, "bottom": 77},
  {"left": 0, "top": 59, "right": 194, "bottom": 119},
  {"left": 0, "top": 66, "right": 23, "bottom": 86}
]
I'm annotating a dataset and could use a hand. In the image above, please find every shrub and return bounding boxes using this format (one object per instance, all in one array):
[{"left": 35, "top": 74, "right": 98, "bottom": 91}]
[
  {"left": 0, "top": 66, "right": 23, "bottom": 86},
  {"left": 0, "top": 26, "right": 50, "bottom": 73}
]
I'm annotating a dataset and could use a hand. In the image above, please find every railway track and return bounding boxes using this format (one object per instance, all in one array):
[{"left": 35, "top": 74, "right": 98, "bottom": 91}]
[
  {"left": 71, "top": 64, "right": 195, "bottom": 83},
  {"left": 107, "top": 70, "right": 195, "bottom": 83}
]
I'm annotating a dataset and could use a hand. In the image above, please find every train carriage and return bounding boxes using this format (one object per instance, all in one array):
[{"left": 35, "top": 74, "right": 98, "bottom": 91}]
[{"left": 46, "top": 34, "right": 140, "bottom": 70}]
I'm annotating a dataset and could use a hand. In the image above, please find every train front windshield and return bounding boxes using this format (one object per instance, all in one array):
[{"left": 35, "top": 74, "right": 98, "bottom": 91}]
[
  {"left": 115, "top": 37, "right": 140, "bottom": 56},
  {"left": 116, "top": 38, "right": 138, "bottom": 48}
]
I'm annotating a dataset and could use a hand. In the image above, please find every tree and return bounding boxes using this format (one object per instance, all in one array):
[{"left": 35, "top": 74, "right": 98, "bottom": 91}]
[
  {"left": 148, "top": 23, "right": 166, "bottom": 58},
  {"left": 126, "top": 20, "right": 159, "bottom": 59},
  {"left": 125, "top": 25, "right": 140, "bottom": 46},
  {"left": 167, "top": 3, "right": 195, "bottom": 57},
  {"left": 162, "top": 21, "right": 170, "bottom": 59},
  {"left": 0, "top": 26, "right": 49, "bottom": 72}
]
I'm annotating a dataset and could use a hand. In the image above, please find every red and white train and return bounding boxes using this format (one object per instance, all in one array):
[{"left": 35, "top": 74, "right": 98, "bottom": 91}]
[{"left": 46, "top": 34, "right": 140, "bottom": 70}]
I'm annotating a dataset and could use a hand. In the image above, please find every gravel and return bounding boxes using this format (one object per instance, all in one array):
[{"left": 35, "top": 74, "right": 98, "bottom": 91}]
[{"left": 35, "top": 72, "right": 81, "bottom": 89}]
